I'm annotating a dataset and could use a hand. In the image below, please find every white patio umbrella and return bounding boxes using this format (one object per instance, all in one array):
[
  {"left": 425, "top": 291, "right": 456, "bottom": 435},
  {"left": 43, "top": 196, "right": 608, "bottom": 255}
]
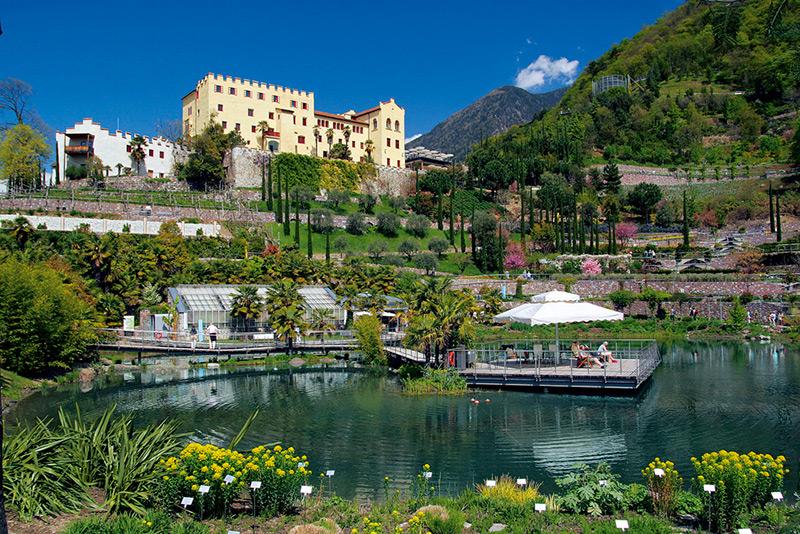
[{"left": 493, "top": 290, "right": 623, "bottom": 360}]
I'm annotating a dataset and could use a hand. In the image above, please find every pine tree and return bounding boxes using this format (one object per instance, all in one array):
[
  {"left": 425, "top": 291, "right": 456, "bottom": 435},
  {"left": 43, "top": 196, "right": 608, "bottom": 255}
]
[
  {"left": 602, "top": 162, "right": 622, "bottom": 195},
  {"left": 776, "top": 192, "right": 782, "bottom": 242}
]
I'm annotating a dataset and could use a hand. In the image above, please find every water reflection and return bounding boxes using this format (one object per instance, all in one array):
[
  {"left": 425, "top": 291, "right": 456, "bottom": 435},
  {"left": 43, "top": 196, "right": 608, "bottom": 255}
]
[{"left": 10, "top": 343, "right": 800, "bottom": 500}]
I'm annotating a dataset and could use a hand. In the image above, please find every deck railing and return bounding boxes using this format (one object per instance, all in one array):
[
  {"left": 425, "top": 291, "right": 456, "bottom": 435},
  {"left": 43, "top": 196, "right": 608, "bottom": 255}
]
[
  {"left": 96, "top": 328, "right": 404, "bottom": 351},
  {"left": 454, "top": 339, "right": 660, "bottom": 386}
]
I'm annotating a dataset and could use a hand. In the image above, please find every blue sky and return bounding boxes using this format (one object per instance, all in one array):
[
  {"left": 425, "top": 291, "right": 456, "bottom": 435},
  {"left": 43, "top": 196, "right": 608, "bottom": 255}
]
[{"left": 1, "top": 0, "right": 683, "bottom": 140}]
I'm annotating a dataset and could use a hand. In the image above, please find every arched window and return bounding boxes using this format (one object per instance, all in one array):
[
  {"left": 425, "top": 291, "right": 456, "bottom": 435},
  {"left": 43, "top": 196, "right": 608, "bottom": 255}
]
[
  {"left": 386, "top": 118, "right": 391, "bottom": 129},
  {"left": 372, "top": 118, "right": 378, "bottom": 129},
  {"left": 394, "top": 120, "right": 400, "bottom": 131}
]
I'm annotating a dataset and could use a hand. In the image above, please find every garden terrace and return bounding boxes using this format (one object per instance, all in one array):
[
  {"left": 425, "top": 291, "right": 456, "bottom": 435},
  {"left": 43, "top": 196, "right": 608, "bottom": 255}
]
[{"left": 455, "top": 339, "right": 660, "bottom": 393}]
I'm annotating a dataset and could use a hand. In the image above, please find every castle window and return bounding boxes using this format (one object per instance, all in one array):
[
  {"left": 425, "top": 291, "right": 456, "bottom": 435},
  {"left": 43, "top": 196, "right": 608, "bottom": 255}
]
[
  {"left": 222, "top": 121, "right": 227, "bottom": 129},
  {"left": 187, "top": 106, "right": 192, "bottom": 116},
  {"left": 159, "top": 151, "right": 164, "bottom": 159},
  {"left": 291, "top": 100, "right": 297, "bottom": 108},
  {"left": 235, "top": 123, "right": 241, "bottom": 131},
  {"left": 302, "top": 102, "right": 308, "bottom": 110},
  {"left": 248, "top": 108, "right": 254, "bottom": 117},
  {"left": 251, "top": 125, "right": 257, "bottom": 133},
  {"left": 386, "top": 137, "right": 391, "bottom": 147},
  {"left": 302, "top": 117, "right": 307, "bottom": 126},
  {"left": 273, "top": 95, "right": 279, "bottom": 103},
  {"left": 229, "top": 87, "right": 236, "bottom": 95},
  {"left": 395, "top": 120, "right": 400, "bottom": 131},
  {"left": 298, "top": 135, "right": 306, "bottom": 144},
  {"left": 258, "top": 92, "right": 264, "bottom": 100},
  {"left": 386, "top": 118, "right": 391, "bottom": 128},
  {"left": 245, "top": 90, "right": 252, "bottom": 97},
  {"left": 373, "top": 119, "right": 378, "bottom": 129},
  {"left": 217, "top": 104, "right": 224, "bottom": 112},
  {"left": 215, "top": 85, "right": 222, "bottom": 93},
  {"left": 387, "top": 158, "right": 391, "bottom": 166},
  {"left": 269, "top": 112, "right": 274, "bottom": 119},
  {"left": 395, "top": 140, "right": 400, "bottom": 149},
  {"left": 148, "top": 149, "right": 154, "bottom": 156}
]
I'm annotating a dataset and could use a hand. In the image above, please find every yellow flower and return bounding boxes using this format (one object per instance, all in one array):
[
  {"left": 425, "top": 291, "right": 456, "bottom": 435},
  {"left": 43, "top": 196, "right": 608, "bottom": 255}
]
[{"left": 162, "top": 476, "right": 169, "bottom": 481}]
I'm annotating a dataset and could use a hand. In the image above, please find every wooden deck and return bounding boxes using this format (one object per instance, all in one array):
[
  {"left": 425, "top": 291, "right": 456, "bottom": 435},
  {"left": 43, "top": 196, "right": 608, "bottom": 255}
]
[{"left": 459, "top": 345, "right": 660, "bottom": 393}]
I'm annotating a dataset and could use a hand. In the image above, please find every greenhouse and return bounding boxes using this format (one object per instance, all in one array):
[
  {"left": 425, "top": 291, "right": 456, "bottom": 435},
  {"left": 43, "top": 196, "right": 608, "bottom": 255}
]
[{"left": 167, "top": 284, "right": 346, "bottom": 333}]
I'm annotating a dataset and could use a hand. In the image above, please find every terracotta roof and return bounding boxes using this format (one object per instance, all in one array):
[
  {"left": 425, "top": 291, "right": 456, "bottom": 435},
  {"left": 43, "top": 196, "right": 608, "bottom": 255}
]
[
  {"left": 352, "top": 105, "right": 380, "bottom": 117},
  {"left": 314, "top": 110, "right": 368, "bottom": 125}
]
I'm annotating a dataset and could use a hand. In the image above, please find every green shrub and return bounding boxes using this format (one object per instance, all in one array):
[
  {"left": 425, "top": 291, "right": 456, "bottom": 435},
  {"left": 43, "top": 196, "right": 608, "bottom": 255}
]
[
  {"left": 64, "top": 510, "right": 208, "bottom": 534},
  {"left": 428, "top": 237, "right": 450, "bottom": 258},
  {"left": 642, "top": 457, "right": 682, "bottom": 517},
  {"left": 406, "top": 214, "right": 431, "bottom": 238},
  {"left": 353, "top": 314, "right": 385, "bottom": 365},
  {"left": 402, "top": 368, "right": 467, "bottom": 395},
  {"left": 691, "top": 450, "right": 787, "bottom": 532},
  {"left": 0, "top": 257, "right": 99, "bottom": 375},
  {"left": 346, "top": 212, "right": 366, "bottom": 235},
  {"left": 377, "top": 212, "right": 400, "bottom": 237},
  {"left": 556, "top": 463, "right": 627, "bottom": 516}
]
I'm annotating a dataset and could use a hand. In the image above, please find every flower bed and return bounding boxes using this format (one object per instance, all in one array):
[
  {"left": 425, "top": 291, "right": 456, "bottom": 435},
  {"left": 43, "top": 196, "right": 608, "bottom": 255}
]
[{"left": 155, "top": 443, "right": 311, "bottom": 517}]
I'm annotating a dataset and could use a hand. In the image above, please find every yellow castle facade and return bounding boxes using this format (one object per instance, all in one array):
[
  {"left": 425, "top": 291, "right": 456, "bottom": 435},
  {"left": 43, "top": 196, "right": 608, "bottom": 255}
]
[{"left": 181, "top": 73, "right": 405, "bottom": 167}]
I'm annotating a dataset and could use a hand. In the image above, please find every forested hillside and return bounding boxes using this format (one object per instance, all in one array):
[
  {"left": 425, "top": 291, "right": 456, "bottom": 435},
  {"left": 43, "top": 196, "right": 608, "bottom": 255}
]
[{"left": 470, "top": 0, "right": 800, "bottom": 175}]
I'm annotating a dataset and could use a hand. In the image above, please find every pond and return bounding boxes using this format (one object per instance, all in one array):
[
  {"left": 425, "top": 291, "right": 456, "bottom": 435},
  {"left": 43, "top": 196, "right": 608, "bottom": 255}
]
[{"left": 10, "top": 341, "right": 800, "bottom": 500}]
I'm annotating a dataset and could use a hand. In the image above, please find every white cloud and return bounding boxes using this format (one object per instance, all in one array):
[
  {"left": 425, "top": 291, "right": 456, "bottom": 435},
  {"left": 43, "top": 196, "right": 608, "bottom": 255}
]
[
  {"left": 515, "top": 55, "right": 579, "bottom": 90},
  {"left": 405, "top": 133, "right": 422, "bottom": 143}
]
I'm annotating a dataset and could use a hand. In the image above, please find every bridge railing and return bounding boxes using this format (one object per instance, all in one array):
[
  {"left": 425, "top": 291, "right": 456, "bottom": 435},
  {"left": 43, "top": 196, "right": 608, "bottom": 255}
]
[
  {"left": 455, "top": 339, "right": 659, "bottom": 385},
  {"left": 96, "top": 328, "right": 404, "bottom": 350}
]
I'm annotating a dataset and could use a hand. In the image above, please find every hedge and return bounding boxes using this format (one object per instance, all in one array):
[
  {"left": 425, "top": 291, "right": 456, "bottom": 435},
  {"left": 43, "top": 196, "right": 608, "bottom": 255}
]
[{"left": 274, "top": 153, "right": 374, "bottom": 193}]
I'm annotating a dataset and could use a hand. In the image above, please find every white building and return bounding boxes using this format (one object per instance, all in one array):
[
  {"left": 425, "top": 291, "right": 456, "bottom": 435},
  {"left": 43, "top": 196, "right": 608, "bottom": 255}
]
[{"left": 55, "top": 119, "right": 188, "bottom": 181}]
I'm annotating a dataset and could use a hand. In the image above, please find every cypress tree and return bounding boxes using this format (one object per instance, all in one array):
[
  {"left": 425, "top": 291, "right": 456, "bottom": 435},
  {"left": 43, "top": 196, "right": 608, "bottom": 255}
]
[
  {"left": 460, "top": 211, "right": 466, "bottom": 253},
  {"left": 682, "top": 190, "right": 690, "bottom": 247},
  {"left": 284, "top": 173, "right": 290, "bottom": 235},
  {"left": 448, "top": 187, "right": 455, "bottom": 245},
  {"left": 769, "top": 181, "right": 775, "bottom": 233},
  {"left": 294, "top": 191, "right": 301, "bottom": 246},
  {"left": 261, "top": 155, "right": 267, "bottom": 203},
  {"left": 306, "top": 203, "right": 313, "bottom": 259},
  {"left": 275, "top": 162, "right": 283, "bottom": 223},
  {"left": 325, "top": 232, "right": 331, "bottom": 264},
  {"left": 776, "top": 193, "right": 782, "bottom": 242},
  {"left": 470, "top": 209, "right": 477, "bottom": 263},
  {"left": 267, "top": 157, "right": 273, "bottom": 211}
]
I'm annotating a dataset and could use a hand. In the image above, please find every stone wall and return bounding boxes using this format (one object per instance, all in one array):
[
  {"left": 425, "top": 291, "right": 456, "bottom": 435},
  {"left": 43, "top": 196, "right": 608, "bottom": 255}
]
[
  {"left": 0, "top": 213, "right": 219, "bottom": 237},
  {"left": 370, "top": 164, "right": 415, "bottom": 197},
  {"left": 227, "top": 146, "right": 270, "bottom": 189},
  {"left": 58, "top": 175, "right": 190, "bottom": 192}
]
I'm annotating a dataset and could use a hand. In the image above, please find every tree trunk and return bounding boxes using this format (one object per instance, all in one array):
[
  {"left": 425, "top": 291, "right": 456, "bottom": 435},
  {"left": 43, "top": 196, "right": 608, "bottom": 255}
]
[{"left": 769, "top": 182, "right": 775, "bottom": 233}]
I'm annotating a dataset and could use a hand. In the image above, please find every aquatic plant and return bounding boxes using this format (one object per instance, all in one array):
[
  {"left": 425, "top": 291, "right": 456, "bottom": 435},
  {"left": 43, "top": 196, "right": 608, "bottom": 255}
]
[{"left": 402, "top": 368, "right": 467, "bottom": 395}]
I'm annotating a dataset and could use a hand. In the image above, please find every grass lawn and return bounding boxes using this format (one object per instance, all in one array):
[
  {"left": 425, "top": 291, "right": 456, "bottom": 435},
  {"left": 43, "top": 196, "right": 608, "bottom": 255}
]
[{"left": 1, "top": 369, "right": 39, "bottom": 402}]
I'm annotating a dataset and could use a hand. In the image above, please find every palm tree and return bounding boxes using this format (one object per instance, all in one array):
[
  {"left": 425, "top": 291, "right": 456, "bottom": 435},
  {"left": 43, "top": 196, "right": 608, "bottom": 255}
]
[
  {"left": 128, "top": 135, "right": 147, "bottom": 176},
  {"left": 313, "top": 126, "right": 320, "bottom": 156},
  {"left": 7, "top": 216, "right": 33, "bottom": 250},
  {"left": 230, "top": 286, "right": 264, "bottom": 333},
  {"left": 257, "top": 120, "right": 271, "bottom": 150},
  {"left": 325, "top": 128, "right": 334, "bottom": 157},
  {"left": 309, "top": 307, "right": 335, "bottom": 343},
  {"left": 265, "top": 280, "right": 308, "bottom": 354},
  {"left": 115, "top": 163, "right": 124, "bottom": 176},
  {"left": 364, "top": 139, "right": 374, "bottom": 162},
  {"left": 343, "top": 125, "right": 351, "bottom": 150}
]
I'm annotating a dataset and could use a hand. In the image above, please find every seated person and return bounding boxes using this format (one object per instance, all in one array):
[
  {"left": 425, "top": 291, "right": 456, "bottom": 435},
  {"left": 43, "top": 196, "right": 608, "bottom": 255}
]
[
  {"left": 572, "top": 342, "right": 604, "bottom": 368},
  {"left": 596, "top": 341, "right": 619, "bottom": 364}
]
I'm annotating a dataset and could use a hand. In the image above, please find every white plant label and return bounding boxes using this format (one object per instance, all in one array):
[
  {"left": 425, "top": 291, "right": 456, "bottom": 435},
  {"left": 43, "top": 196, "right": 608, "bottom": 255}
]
[
  {"left": 326, "top": 469, "right": 335, "bottom": 477},
  {"left": 297, "top": 462, "right": 306, "bottom": 468},
  {"left": 704, "top": 484, "right": 716, "bottom": 493},
  {"left": 485, "top": 479, "right": 497, "bottom": 487},
  {"left": 771, "top": 491, "right": 784, "bottom": 501},
  {"left": 615, "top": 519, "right": 629, "bottom": 530},
  {"left": 181, "top": 496, "right": 194, "bottom": 506},
  {"left": 250, "top": 481, "right": 262, "bottom": 490},
  {"left": 198, "top": 485, "right": 210, "bottom": 494},
  {"left": 738, "top": 529, "right": 753, "bottom": 534},
  {"left": 223, "top": 475, "right": 235, "bottom": 484},
  {"left": 423, "top": 471, "right": 432, "bottom": 479},
  {"left": 534, "top": 503, "right": 546, "bottom": 512},
  {"left": 300, "top": 485, "right": 313, "bottom": 495},
  {"left": 516, "top": 478, "right": 527, "bottom": 486},
  {"left": 599, "top": 480, "right": 608, "bottom": 487},
  {"left": 653, "top": 468, "right": 665, "bottom": 477}
]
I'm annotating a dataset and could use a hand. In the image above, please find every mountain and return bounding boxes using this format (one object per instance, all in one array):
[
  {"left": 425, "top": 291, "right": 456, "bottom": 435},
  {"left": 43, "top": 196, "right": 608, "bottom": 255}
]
[
  {"left": 484, "top": 0, "right": 800, "bottom": 168},
  {"left": 407, "top": 86, "right": 566, "bottom": 161}
]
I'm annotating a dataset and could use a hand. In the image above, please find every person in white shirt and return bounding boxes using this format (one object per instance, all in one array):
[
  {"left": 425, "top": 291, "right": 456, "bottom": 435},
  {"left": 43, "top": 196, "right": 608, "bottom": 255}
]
[
  {"left": 596, "top": 341, "right": 618, "bottom": 364},
  {"left": 206, "top": 323, "right": 218, "bottom": 349}
]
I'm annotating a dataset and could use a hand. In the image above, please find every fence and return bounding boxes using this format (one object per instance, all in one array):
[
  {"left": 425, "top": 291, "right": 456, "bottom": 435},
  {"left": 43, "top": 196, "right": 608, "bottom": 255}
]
[{"left": 456, "top": 339, "right": 660, "bottom": 387}]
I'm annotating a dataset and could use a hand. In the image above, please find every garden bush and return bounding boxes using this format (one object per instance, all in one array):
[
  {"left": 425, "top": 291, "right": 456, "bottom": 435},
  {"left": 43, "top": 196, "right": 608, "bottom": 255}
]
[
  {"left": 691, "top": 450, "right": 787, "bottom": 532},
  {"left": 555, "top": 463, "right": 628, "bottom": 516},
  {"left": 346, "top": 213, "right": 366, "bottom": 235},
  {"left": 406, "top": 214, "right": 431, "bottom": 238},
  {"left": 155, "top": 442, "right": 311, "bottom": 517},
  {"left": 428, "top": 237, "right": 450, "bottom": 258},
  {"left": 642, "top": 457, "right": 682, "bottom": 517},
  {"left": 377, "top": 212, "right": 400, "bottom": 237},
  {"left": 64, "top": 511, "right": 207, "bottom": 534}
]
